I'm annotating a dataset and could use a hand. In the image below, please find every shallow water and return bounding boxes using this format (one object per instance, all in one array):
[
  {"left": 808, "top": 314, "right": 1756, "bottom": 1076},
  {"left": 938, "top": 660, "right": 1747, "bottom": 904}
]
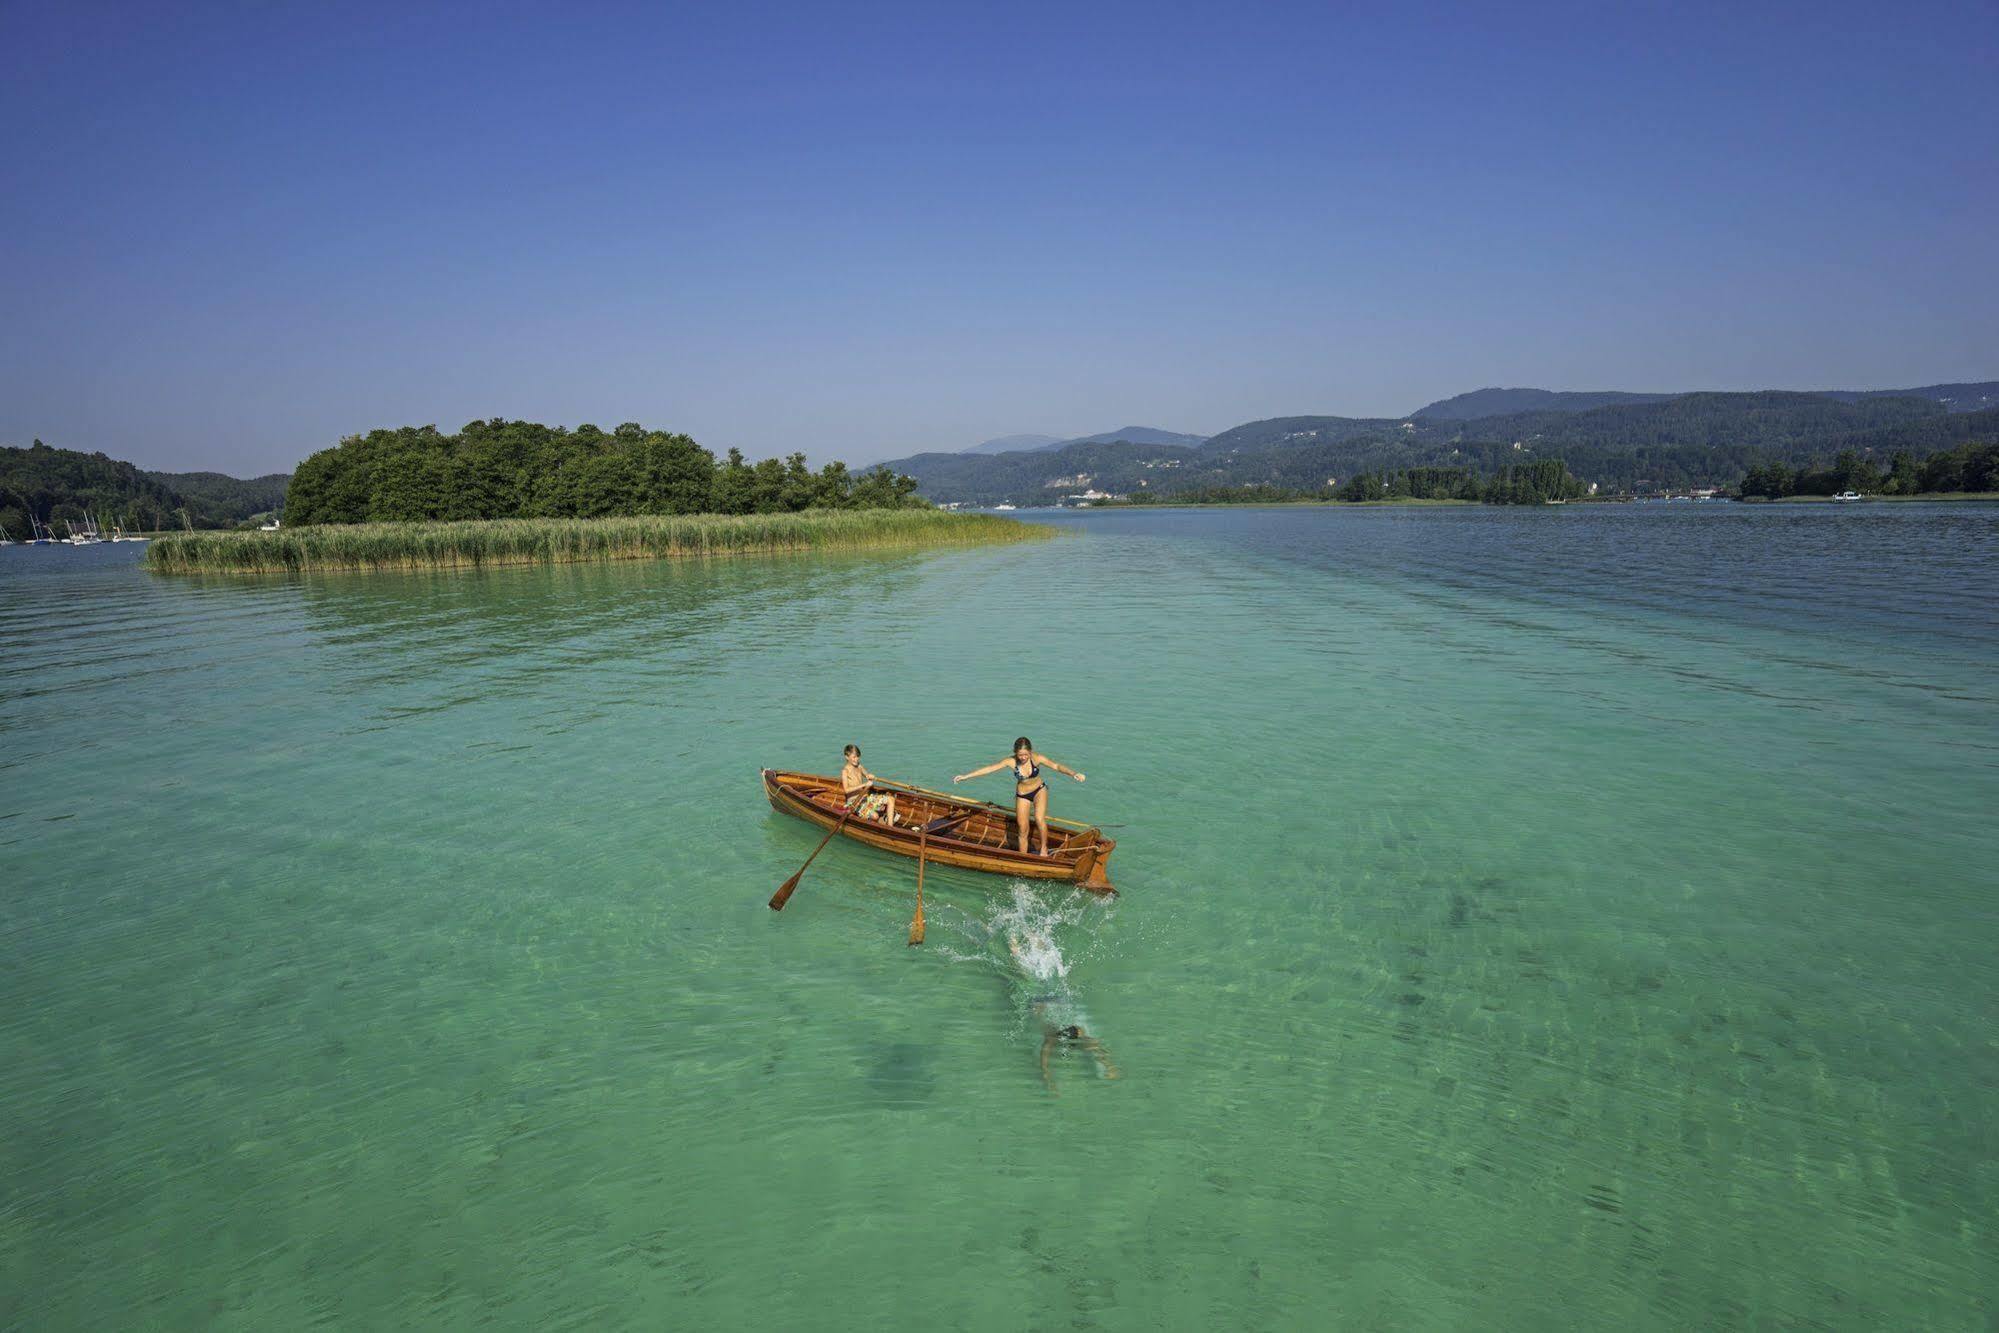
[{"left": 3, "top": 504, "right": 1995, "bottom": 1328}]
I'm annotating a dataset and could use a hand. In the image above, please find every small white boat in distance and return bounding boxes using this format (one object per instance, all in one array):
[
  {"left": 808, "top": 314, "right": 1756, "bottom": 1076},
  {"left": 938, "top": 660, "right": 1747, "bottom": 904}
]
[
  {"left": 992, "top": 503, "right": 1016, "bottom": 511},
  {"left": 259, "top": 517, "right": 282, "bottom": 531},
  {"left": 1831, "top": 491, "right": 1863, "bottom": 503}
]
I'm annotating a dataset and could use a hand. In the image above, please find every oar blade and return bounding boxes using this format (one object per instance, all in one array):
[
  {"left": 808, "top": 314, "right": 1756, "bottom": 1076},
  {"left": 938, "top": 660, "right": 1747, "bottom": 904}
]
[
  {"left": 908, "top": 827, "right": 929, "bottom": 946},
  {"left": 769, "top": 871, "right": 803, "bottom": 911}
]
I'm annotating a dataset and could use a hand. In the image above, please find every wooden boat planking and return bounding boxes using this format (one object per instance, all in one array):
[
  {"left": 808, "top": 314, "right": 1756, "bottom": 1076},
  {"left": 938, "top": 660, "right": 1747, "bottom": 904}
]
[{"left": 761, "top": 768, "right": 1117, "bottom": 894}]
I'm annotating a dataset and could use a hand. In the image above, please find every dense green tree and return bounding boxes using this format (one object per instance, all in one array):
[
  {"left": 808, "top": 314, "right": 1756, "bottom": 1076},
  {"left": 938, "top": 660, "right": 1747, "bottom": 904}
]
[
  {"left": 780, "top": 453, "right": 817, "bottom": 511},
  {"left": 851, "top": 464, "right": 922, "bottom": 508},
  {"left": 636, "top": 433, "right": 715, "bottom": 514},
  {"left": 1339, "top": 472, "right": 1387, "bottom": 501},
  {"left": 748, "top": 457, "right": 787, "bottom": 513},
  {"left": 1883, "top": 451, "right": 1920, "bottom": 495},
  {"left": 813, "top": 460, "right": 853, "bottom": 508},
  {"left": 712, "top": 448, "right": 755, "bottom": 515}
]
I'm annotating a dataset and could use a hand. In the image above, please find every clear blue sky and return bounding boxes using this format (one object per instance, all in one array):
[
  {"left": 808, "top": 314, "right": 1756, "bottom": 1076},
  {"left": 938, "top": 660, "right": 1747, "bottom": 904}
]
[{"left": 3, "top": 0, "right": 1993, "bottom": 474}]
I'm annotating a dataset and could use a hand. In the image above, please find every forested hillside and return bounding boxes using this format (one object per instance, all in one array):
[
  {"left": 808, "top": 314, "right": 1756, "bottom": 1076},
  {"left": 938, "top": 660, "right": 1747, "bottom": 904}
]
[
  {"left": 884, "top": 392, "right": 1995, "bottom": 504},
  {"left": 284, "top": 420, "right": 920, "bottom": 524},
  {"left": 1, "top": 441, "right": 287, "bottom": 536},
  {"left": 145, "top": 470, "right": 292, "bottom": 524}
]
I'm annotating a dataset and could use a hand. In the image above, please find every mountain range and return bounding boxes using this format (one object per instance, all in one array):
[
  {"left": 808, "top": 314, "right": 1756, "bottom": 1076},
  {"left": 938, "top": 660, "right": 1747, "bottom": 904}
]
[
  {"left": 890, "top": 381, "right": 1999, "bottom": 505},
  {"left": 961, "top": 426, "right": 1208, "bottom": 454},
  {"left": 1411, "top": 381, "right": 1999, "bottom": 420}
]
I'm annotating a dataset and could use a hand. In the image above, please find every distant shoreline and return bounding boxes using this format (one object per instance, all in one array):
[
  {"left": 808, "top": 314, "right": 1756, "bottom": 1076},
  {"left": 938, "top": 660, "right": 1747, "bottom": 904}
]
[
  {"left": 1003, "top": 492, "right": 1999, "bottom": 512},
  {"left": 1055, "top": 498, "right": 1478, "bottom": 511},
  {"left": 1739, "top": 492, "right": 1999, "bottom": 504}
]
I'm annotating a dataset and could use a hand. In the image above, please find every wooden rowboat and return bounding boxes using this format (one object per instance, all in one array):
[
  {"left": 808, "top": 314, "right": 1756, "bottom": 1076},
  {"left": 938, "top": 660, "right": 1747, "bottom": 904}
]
[{"left": 761, "top": 769, "right": 1117, "bottom": 894}]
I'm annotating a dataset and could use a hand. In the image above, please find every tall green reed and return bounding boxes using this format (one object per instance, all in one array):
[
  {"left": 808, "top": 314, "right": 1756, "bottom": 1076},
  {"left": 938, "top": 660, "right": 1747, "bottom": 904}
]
[{"left": 145, "top": 509, "right": 1048, "bottom": 573}]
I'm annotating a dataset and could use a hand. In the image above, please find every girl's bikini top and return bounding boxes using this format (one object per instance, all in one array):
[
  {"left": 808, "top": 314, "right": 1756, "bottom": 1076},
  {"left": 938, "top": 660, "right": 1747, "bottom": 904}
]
[{"left": 1014, "top": 757, "right": 1041, "bottom": 781}]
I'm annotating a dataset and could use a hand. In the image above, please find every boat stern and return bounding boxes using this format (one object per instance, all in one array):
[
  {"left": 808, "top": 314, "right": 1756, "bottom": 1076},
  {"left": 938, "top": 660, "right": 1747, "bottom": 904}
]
[{"left": 1073, "top": 836, "right": 1117, "bottom": 895}]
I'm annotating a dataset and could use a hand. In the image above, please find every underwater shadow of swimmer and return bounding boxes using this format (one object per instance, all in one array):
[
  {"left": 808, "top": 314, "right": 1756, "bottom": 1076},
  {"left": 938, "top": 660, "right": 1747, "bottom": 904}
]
[
  {"left": 1035, "top": 1016, "right": 1120, "bottom": 1096},
  {"left": 1007, "top": 918, "right": 1121, "bottom": 1095}
]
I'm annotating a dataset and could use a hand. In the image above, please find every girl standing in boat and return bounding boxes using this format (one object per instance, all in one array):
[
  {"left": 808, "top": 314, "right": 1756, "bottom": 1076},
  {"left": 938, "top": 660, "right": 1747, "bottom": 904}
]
[
  {"left": 841, "top": 744, "right": 896, "bottom": 825},
  {"left": 953, "top": 737, "right": 1084, "bottom": 856}
]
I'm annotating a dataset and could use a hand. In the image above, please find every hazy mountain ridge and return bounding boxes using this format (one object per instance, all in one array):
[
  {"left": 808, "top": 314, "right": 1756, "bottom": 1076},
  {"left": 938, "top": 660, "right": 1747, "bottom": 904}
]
[
  {"left": 1413, "top": 388, "right": 1675, "bottom": 419},
  {"left": 1062, "top": 426, "right": 1208, "bottom": 448},
  {"left": 1811, "top": 381, "right": 1999, "bottom": 412},
  {"left": 1413, "top": 380, "right": 1998, "bottom": 420},
  {"left": 960, "top": 425, "right": 1206, "bottom": 454},
  {"left": 1201, "top": 416, "right": 1409, "bottom": 453},
  {"left": 961, "top": 433, "right": 1066, "bottom": 455}
]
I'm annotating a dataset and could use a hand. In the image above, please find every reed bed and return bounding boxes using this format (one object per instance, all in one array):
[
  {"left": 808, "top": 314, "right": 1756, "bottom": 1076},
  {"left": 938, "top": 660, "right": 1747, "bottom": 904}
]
[{"left": 145, "top": 509, "right": 1049, "bottom": 573}]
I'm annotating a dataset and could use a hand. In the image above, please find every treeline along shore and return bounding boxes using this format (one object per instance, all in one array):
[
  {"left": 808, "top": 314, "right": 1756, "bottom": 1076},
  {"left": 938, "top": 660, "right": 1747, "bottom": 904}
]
[
  {"left": 1110, "top": 460, "right": 1584, "bottom": 506},
  {"left": 1738, "top": 440, "right": 1998, "bottom": 499},
  {"left": 145, "top": 510, "right": 1048, "bottom": 573}
]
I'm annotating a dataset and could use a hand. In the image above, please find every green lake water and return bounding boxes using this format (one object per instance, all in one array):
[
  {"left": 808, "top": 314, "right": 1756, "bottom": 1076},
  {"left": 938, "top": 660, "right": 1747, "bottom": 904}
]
[{"left": 3, "top": 504, "right": 1995, "bottom": 1329}]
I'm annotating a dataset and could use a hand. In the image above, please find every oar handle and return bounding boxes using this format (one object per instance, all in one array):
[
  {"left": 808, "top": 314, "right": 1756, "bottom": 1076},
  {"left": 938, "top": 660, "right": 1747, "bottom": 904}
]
[
  {"left": 864, "top": 778, "right": 1007, "bottom": 813},
  {"left": 865, "top": 777, "right": 1098, "bottom": 834}
]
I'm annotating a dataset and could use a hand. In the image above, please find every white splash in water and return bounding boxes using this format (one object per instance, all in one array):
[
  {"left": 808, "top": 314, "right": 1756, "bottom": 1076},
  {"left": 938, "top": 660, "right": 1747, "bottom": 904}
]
[{"left": 995, "top": 883, "right": 1087, "bottom": 978}]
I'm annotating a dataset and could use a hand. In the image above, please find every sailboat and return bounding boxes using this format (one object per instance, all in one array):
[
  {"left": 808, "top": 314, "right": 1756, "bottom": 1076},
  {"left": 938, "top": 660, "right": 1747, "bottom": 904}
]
[
  {"left": 27, "top": 516, "right": 60, "bottom": 545},
  {"left": 66, "top": 514, "right": 105, "bottom": 545}
]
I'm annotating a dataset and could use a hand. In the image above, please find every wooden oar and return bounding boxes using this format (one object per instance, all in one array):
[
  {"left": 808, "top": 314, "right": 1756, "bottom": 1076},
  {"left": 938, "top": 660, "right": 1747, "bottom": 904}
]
[
  {"left": 769, "top": 799, "right": 859, "bottom": 911},
  {"left": 908, "top": 823, "right": 928, "bottom": 946},
  {"left": 869, "top": 777, "right": 1098, "bottom": 834}
]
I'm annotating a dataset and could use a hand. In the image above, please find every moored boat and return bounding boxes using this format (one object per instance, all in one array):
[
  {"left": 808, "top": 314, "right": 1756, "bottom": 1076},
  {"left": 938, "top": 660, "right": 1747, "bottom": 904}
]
[{"left": 761, "top": 768, "right": 1117, "bottom": 893}]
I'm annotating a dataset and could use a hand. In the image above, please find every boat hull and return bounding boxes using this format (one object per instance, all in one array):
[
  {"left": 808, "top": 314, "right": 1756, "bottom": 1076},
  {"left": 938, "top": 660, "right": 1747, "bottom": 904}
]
[{"left": 762, "top": 769, "right": 1116, "bottom": 893}]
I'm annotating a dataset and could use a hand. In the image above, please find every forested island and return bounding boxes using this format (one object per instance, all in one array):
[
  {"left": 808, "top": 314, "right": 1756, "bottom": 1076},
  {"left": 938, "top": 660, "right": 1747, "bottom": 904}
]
[
  {"left": 286, "top": 420, "right": 920, "bottom": 524},
  {"left": 4, "top": 420, "right": 926, "bottom": 541},
  {"left": 144, "top": 420, "right": 1018, "bottom": 573}
]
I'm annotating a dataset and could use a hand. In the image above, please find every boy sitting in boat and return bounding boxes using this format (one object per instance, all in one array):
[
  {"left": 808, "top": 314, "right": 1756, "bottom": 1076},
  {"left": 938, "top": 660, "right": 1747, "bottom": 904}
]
[{"left": 841, "top": 744, "right": 897, "bottom": 825}]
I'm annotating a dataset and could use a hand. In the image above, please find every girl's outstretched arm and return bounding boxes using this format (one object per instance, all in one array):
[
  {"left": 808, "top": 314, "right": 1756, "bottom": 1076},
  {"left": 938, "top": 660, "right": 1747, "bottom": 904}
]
[
  {"left": 1037, "top": 754, "right": 1086, "bottom": 782},
  {"left": 953, "top": 758, "right": 1011, "bottom": 783}
]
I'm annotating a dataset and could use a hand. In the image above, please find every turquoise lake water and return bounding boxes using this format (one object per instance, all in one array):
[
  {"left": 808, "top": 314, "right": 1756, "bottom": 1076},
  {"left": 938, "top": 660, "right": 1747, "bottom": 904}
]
[{"left": 3, "top": 504, "right": 1996, "bottom": 1328}]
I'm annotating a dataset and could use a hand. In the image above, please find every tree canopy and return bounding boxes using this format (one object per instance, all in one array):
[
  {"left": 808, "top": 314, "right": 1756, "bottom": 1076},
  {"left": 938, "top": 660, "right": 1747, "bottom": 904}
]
[{"left": 283, "top": 420, "right": 921, "bottom": 525}]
